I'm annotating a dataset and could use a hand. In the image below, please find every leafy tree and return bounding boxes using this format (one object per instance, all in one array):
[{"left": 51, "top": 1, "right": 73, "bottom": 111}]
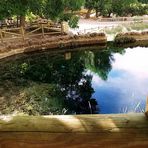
[
  {"left": 85, "top": 0, "right": 95, "bottom": 18},
  {"left": 44, "top": 0, "right": 85, "bottom": 27},
  {"left": 85, "top": 0, "right": 112, "bottom": 18},
  {"left": 84, "top": 0, "right": 147, "bottom": 17},
  {"left": 0, "top": 0, "right": 43, "bottom": 26},
  {"left": 138, "top": 0, "right": 148, "bottom": 4},
  {"left": 0, "top": 0, "right": 84, "bottom": 27}
]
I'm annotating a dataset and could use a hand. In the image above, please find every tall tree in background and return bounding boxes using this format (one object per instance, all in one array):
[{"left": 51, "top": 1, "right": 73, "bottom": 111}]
[
  {"left": 0, "top": 0, "right": 43, "bottom": 26},
  {"left": 43, "top": 0, "right": 85, "bottom": 28},
  {"left": 0, "top": 0, "right": 84, "bottom": 27},
  {"left": 85, "top": 0, "right": 94, "bottom": 18},
  {"left": 84, "top": 0, "right": 147, "bottom": 17},
  {"left": 138, "top": 0, "right": 148, "bottom": 4}
]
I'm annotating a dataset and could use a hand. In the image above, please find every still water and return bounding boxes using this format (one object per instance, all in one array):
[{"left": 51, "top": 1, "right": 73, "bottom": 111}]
[
  {"left": 0, "top": 45, "right": 148, "bottom": 114},
  {"left": 92, "top": 47, "right": 148, "bottom": 113}
]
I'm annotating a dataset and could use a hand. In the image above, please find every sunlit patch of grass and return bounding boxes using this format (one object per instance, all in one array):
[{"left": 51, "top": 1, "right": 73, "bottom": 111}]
[
  {"left": 102, "top": 22, "right": 148, "bottom": 41},
  {"left": 0, "top": 81, "right": 66, "bottom": 115},
  {"left": 125, "top": 22, "right": 148, "bottom": 31},
  {"left": 103, "top": 26, "right": 123, "bottom": 35}
]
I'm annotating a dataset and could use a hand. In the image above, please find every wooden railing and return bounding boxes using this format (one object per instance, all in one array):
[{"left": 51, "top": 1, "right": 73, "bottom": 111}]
[
  {"left": 0, "top": 98, "right": 147, "bottom": 147},
  {"left": 0, "top": 23, "right": 62, "bottom": 43},
  {"left": 0, "top": 113, "right": 148, "bottom": 148}
]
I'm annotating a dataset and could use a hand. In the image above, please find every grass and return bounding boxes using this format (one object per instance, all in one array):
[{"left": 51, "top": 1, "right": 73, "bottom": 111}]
[
  {"left": 104, "top": 22, "right": 148, "bottom": 35},
  {"left": 103, "top": 26, "right": 123, "bottom": 35},
  {"left": 101, "top": 22, "right": 148, "bottom": 41},
  {"left": 0, "top": 81, "right": 66, "bottom": 115},
  {"left": 125, "top": 22, "right": 148, "bottom": 31}
]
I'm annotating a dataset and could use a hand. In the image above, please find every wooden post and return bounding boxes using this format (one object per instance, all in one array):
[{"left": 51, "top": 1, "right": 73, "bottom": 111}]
[
  {"left": 0, "top": 29, "right": 3, "bottom": 43},
  {"left": 61, "top": 22, "right": 64, "bottom": 35},
  {"left": 41, "top": 24, "right": 45, "bottom": 38},
  {"left": 20, "top": 26, "right": 25, "bottom": 41},
  {"left": 145, "top": 97, "right": 148, "bottom": 117},
  {"left": 65, "top": 52, "right": 71, "bottom": 60}
]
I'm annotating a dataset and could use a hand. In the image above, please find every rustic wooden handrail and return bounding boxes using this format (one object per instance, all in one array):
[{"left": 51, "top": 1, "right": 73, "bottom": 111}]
[
  {"left": 0, "top": 29, "right": 3, "bottom": 43},
  {"left": 0, "top": 24, "right": 62, "bottom": 43},
  {"left": 0, "top": 114, "right": 148, "bottom": 148}
]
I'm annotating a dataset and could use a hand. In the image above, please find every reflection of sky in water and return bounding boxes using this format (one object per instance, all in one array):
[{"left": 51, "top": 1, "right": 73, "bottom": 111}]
[{"left": 91, "top": 47, "right": 148, "bottom": 114}]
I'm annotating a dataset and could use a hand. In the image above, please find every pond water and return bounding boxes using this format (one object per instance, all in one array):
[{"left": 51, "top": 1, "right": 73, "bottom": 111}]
[
  {"left": 0, "top": 45, "right": 148, "bottom": 115},
  {"left": 92, "top": 47, "right": 148, "bottom": 113}
]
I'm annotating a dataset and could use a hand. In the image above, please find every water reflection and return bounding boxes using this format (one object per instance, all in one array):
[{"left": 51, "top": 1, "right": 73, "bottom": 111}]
[
  {"left": 0, "top": 50, "right": 100, "bottom": 115},
  {"left": 0, "top": 46, "right": 148, "bottom": 115},
  {"left": 92, "top": 47, "right": 148, "bottom": 113}
]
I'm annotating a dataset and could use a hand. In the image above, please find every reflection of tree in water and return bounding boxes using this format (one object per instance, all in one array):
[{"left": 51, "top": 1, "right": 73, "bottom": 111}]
[
  {"left": 0, "top": 46, "right": 125, "bottom": 115},
  {"left": 83, "top": 49, "right": 114, "bottom": 80},
  {"left": 82, "top": 44, "right": 125, "bottom": 80},
  {"left": 17, "top": 52, "right": 98, "bottom": 114}
]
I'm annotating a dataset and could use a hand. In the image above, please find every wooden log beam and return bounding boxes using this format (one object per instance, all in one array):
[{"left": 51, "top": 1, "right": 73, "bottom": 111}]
[
  {"left": 2, "top": 30, "right": 21, "bottom": 36},
  {"left": 26, "top": 27, "right": 41, "bottom": 35},
  {"left": 0, "top": 114, "right": 148, "bottom": 148},
  {"left": 41, "top": 24, "right": 45, "bottom": 38},
  {"left": 20, "top": 26, "right": 25, "bottom": 41},
  {"left": 0, "top": 29, "right": 3, "bottom": 43}
]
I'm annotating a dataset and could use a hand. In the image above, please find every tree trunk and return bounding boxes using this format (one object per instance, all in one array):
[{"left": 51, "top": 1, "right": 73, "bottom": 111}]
[
  {"left": 20, "top": 16, "right": 26, "bottom": 27},
  {"left": 107, "top": 12, "right": 111, "bottom": 17},
  {"left": 85, "top": 9, "right": 91, "bottom": 19},
  {"left": 96, "top": 10, "right": 99, "bottom": 18},
  {"left": 16, "top": 16, "right": 19, "bottom": 27}
]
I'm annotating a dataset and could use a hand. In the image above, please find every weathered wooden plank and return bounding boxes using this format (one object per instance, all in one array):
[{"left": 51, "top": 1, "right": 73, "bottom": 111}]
[
  {"left": 20, "top": 26, "right": 25, "bottom": 41},
  {"left": 41, "top": 24, "right": 45, "bottom": 38},
  {"left": 0, "top": 114, "right": 148, "bottom": 148},
  {"left": 0, "top": 114, "right": 148, "bottom": 132},
  {"left": 0, "top": 29, "right": 3, "bottom": 43},
  {"left": 26, "top": 27, "right": 41, "bottom": 35},
  {"left": 0, "top": 132, "right": 148, "bottom": 148},
  {"left": 2, "top": 30, "right": 21, "bottom": 36},
  {"left": 3, "top": 27, "right": 20, "bottom": 31}
]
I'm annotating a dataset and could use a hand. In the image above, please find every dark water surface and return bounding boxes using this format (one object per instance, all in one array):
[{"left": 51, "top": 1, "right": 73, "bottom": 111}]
[{"left": 0, "top": 45, "right": 148, "bottom": 114}]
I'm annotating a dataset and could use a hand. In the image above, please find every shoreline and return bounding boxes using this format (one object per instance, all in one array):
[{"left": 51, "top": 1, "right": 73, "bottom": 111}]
[
  {"left": 0, "top": 31, "right": 148, "bottom": 60},
  {"left": 0, "top": 33, "right": 107, "bottom": 60},
  {"left": 115, "top": 31, "right": 148, "bottom": 45}
]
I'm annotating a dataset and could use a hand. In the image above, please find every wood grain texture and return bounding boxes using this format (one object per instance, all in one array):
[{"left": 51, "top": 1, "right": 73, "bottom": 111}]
[{"left": 0, "top": 113, "right": 148, "bottom": 148}]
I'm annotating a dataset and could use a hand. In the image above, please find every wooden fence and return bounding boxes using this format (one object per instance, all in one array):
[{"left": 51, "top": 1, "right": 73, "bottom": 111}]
[{"left": 0, "top": 23, "right": 62, "bottom": 43}]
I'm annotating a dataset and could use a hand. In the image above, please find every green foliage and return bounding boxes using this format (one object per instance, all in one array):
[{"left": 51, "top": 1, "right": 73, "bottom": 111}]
[
  {"left": 138, "top": 0, "right": 148, "bottom": 4},
  {"left": 43, "top": 0, "right": 64, "bottom": 20},
  {"left": 0, "top": 0, "right": 43, "bottom": 19},
  {"left": 68, "top": 16, "right": 79, "bottom": 28},
  {"left": 23, "top": 83, "right": 66, "bottom": 115},
  {"left": 84, "top": 0, "right": 148, "bottom": 17},
  {"left": 43, "top": 0, "right": 84, "bottom": 27},
  {"left": 0, "top": 0, "right": 84, "bottom": 27}
]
